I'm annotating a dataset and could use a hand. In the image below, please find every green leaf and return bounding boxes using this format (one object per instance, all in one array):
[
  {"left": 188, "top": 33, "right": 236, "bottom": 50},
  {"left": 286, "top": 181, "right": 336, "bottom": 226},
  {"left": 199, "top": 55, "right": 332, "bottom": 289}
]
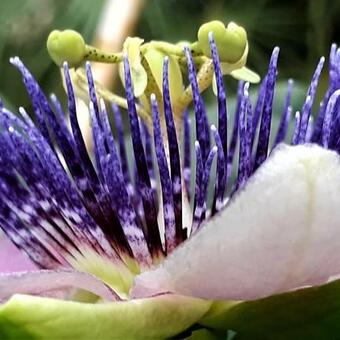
[
  {"left": 0, "top": 294, "right": 211, "bottom": 340},
  {"left": 200, "top": 279, "right": 340, "bottom": 339}
]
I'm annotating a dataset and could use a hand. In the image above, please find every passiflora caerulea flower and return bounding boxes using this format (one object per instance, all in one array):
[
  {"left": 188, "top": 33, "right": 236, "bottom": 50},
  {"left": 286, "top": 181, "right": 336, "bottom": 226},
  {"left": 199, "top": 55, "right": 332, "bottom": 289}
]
[{"left": 1, "top": 21, "right": 340, "bottom": 339}]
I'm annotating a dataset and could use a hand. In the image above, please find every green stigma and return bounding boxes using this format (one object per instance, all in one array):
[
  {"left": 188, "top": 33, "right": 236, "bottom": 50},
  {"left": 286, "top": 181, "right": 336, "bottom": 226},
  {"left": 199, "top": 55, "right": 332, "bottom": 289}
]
[{"left": 47, "top": 30, "right": 86, "bottom": 68}]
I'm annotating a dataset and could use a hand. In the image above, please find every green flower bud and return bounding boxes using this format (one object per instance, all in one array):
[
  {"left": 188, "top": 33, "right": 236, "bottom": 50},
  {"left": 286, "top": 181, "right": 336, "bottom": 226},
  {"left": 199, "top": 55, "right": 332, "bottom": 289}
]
[
  {"left": 197, "top": 21, "right": 247, "bottom": 64},
  {"left": 47, "top": 30, "right": 86, "bottom": 67}
]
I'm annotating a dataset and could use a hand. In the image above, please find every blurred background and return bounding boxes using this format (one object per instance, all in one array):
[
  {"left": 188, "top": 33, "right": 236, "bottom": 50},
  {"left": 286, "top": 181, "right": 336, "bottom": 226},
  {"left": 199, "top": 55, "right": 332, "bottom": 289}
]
[{"left": 0, "top": 0, "right": 339, "bottom": 115}]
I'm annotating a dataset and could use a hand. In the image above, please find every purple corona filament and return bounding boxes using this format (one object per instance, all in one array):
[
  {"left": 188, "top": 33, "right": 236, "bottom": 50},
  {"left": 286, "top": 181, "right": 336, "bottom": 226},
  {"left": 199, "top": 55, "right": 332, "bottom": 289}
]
[
  {"left": 273, "top": 79, "right": 293, "bottom": 147},
  {"left": 227, "top": 80, "right": 243, "bottom": 181},
  {"left": 211, "top": 125, "right": 226, "bottom": 215},
  {"left": 209, "top": 33, "right": 228, "bottom": 163},
  {"left": 1, "top": 40, "right": 340, "bottom": 278},
  {"left": 151, "top": 94, "right": 176, "bottom": 253},
  {"left": 112, "top": 103, "right": 133, "bottom": 194},
  {"left": 184, "top": 46, "right": 211, "bottom": 162},
  {"left": 253, "top": 47, "right": 279, "bottom": 171},
  {"left": 163, "top": 57, "right": 184, "bottom": 243},
  {"left": 183, "top": 110, "right": 191, "bottom": 201}
]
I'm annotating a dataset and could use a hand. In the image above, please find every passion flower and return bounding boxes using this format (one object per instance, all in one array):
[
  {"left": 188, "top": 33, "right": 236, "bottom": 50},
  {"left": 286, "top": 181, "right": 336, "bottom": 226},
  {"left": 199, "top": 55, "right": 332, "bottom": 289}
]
[{"left": 0, "top": 23, "right": 340, "bottom": 339}]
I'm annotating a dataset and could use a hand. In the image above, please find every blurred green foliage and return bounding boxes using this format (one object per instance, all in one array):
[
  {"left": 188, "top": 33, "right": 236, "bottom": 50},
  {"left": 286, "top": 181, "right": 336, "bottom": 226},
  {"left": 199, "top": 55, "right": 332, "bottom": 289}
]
[
  {"left": 138, "top": 0, "right": 340, "bottom": 77},
  {"left": 0, "top": 0, "right": 339, "bottom": 110},
  {"left": 0, "top": 0, "right": 104, "bottom": 110}
]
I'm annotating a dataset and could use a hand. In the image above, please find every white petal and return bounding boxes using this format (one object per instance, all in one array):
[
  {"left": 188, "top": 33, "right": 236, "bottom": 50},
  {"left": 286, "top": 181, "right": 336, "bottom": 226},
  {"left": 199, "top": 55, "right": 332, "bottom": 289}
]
[
  {"left": 0, "top": 270, "right": 120, "bottom": 301},
  {"left": 0, "top": 235, "right": 37, "bottom": 272},
  {"left": 132, "top": 144, "right": 340, "bottom": 300}
]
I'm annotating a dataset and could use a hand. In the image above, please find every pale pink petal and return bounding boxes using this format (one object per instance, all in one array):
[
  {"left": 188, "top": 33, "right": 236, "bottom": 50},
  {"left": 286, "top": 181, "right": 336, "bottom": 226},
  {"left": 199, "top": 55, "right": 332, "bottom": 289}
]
[
  {"left": 0, "top": 269, "right": 121, "bottom": 301},
  {"left": 132, "top": 144, "right": 340, "bottom": 300},
  {"left": 0, "top": 235, "right": 37, "bottom": 272}
]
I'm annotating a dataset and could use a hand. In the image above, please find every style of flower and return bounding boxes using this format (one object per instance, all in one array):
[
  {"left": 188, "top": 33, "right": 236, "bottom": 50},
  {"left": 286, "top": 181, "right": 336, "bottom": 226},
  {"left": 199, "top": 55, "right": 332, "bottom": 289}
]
[{"left": 0, "top": 23, "right": 340, "bottom": 339}]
